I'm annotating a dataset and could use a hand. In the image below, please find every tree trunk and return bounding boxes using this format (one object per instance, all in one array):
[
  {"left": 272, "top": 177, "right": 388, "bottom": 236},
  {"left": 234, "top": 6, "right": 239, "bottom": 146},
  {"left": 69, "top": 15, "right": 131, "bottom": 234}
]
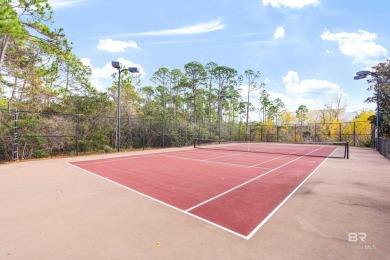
[
  {"left": 0, "top": 36, "right": 10, "bottom": 70},
  {"left": 193, "top": 88, "right": 197, "bottom": 125},
  {"left": 18, "top": 79, "right": 27, "bottom": 103},
  {"left": 245, "top": 86, "right": 250, "bottom": 139},
  {"left": 7, "top": 76, "right": 18, "bottom": 110}
]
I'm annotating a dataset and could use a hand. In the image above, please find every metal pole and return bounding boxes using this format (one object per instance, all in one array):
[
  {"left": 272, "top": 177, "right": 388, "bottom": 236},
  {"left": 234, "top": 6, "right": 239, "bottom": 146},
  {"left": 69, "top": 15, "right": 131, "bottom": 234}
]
[
  {"left": 218, "top": 96, "right": 221, "bottom": 143},
  {"left": 75, "top": 114, "right": 79, "bottom": 156},
  {"left": 13, "top": 109, "right": 18, "bottom": 160},
  {"left": 141, "top": 118, "right": 145, "bottom": 150},
  {"left": 339, "top": 123, "right": 342, "bottom": 141},
  {"left": 260, "top": 124, "right": 262, "bottom": 142},
  {"left": 162, "top": 120, "right": 165, "bottom": 148},
  {"left": 376, "top": 98, "right": 379, "bottom": 150},
  {"left": 117, "top": 69, "right": 121, "bottom": 152},
  {"left": 294, "top": 124, "right": 297, "bottom": 143}
]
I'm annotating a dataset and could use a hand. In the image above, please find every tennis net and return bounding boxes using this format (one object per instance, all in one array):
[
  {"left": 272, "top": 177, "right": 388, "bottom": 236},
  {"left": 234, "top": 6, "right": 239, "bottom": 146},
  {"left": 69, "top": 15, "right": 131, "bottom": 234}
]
[{"left": 193, "top": 139, "right": 349, "bottom": 159}]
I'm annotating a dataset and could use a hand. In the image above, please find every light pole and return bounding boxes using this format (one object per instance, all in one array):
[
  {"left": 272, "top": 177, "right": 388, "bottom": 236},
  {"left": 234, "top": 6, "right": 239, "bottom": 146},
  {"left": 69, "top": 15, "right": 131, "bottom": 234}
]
[
  {"left": 354, "top": 70, "right": 380, "bottom": 150},
  {"left": 218, "top": 94, "right": 232, "bottom": 142},
  {"left": 111, "top": 61, "right": 139, "bottom": 152}
]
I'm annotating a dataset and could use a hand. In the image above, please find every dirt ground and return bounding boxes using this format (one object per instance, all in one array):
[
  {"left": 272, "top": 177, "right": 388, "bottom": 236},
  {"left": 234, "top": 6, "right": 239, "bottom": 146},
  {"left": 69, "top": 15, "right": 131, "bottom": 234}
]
[{"left": 0, "top": 146, "right": 389, "bottom": 260}]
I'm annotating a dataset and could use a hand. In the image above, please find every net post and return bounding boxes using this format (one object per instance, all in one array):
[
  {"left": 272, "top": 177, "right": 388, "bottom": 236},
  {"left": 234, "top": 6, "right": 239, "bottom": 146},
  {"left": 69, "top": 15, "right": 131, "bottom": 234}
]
[
  {"left": 294, "top": 124, "right": 297, "bottom": 143},
  {"left": 193, "top": 138, "right": 197, "bottom": 148},
  {"left": 343, "top": 141, "right": 349, "bottom": 159}
]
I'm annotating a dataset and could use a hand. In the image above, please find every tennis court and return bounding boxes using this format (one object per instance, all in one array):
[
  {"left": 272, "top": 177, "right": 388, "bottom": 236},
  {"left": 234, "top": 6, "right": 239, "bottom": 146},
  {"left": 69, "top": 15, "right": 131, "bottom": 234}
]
[
  {"left": 1, "top": 143, "right": 389, "bottom": 259},
  {"left": 70, "top": 141, "right": 348, "bottom": 239}
]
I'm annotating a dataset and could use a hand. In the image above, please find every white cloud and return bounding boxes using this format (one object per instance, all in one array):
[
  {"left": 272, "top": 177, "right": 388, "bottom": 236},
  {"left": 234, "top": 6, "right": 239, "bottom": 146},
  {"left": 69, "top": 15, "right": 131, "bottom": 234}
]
[
  {"left": 80, "top": 58, "right": 144, "bottom": 91},
  {"left": 267, "top": 91, "right": 320, "bottom": 111},
  {"left": 115, "top": 18, "right": 225, "bottom": 37},
  {"left": 283, "top": 70, "right": 341, "bottom": 97},
  {"left": 48, "top": 0, "right": 86, "bottom": 9},
  {"left": 97, "top": 39, "right": 140, "bottom": 52},
  {"left": 239, "top": 72, "right": 341, "bottom": 118},
  {"left": 262, "top": 0, "right": 319, "bottom": 9},
  {"left": 325, "top": 49, "right": 334, "bottom": 55},
  {"left": 321, "top": 30, "right": 388, "bottom": 64},
  {"left": 273, "top": 27, "right": 285, "bottom": 39}
]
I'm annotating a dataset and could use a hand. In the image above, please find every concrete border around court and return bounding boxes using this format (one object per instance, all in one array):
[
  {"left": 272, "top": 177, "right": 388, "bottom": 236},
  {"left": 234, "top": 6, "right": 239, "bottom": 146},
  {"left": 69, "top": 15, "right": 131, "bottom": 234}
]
[{"left": 0, "top": 146, "right": 389, "bottom": 259}]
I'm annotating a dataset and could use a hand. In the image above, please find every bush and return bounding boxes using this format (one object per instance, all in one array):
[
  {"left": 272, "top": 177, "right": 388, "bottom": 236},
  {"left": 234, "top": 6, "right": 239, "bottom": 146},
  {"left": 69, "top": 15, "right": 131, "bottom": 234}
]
[
  {"left": 33, "top": 150, "right": 51, "bottom": 158},
  {"left": 103, "top": 145, "right": 114, "bottom": 152}
]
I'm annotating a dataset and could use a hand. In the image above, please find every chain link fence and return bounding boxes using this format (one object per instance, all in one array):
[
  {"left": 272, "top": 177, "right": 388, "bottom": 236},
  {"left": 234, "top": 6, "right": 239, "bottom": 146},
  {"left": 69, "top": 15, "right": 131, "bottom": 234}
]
[
  {"left": 0, "top": 108, "right": 374, "bottom": 162},
  {"left": 218, "top": 120, "right": 372, "bottom": 147},
  {"left": 378, "top": 138, "right": 390, "bottom": 160}
]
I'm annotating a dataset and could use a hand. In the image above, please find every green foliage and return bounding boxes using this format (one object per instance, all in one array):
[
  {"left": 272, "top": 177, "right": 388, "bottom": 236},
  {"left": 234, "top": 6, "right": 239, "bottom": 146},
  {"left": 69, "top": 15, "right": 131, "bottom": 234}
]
[
  {"left": 0, "top": 98, "right": 7, "bottom": 107},
  {"left": 32, "top": 149, "right": 50, "bottom": 158},
  {"left": 296, "top": 105, "right": 309, "bottom": 125},
  {"left": 366, "top": 60, "right": 390, "bottom": 138},
  {"left": 103, "top": 145, "right": 114, "bottom": 153},
  {"left": 0, "top": 1, "right": 27, "bottom": 38}
]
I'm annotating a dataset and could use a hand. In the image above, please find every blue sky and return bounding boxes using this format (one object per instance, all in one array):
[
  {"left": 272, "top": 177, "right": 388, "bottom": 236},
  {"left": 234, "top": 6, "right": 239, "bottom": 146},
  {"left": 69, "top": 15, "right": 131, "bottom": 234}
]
[{"left": 48, "top": 0, "right": 389, "bottom": 112}]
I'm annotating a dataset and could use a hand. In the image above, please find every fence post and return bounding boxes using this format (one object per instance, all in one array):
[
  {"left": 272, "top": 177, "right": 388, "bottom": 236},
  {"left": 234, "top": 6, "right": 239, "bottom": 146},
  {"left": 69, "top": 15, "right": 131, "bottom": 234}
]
[
  {"left": 256, "top": 124, "right": 259, "bottom": 142},
  {"left": 238, "top": 121, "right": 241, "bottom": 141},
  {"left": 185, "top": 121, "right": 188, "bottom": 146},
  {"left": 249, "top": 123, "right": 251, "bottom": 141},
  {"left": 294, "top": 124, "right": 297, "bottom": 143},
  {"left": 339, "top": 123, "right": 342, "bottom": 141},
  {"left": 353, "top": 122, "right": 356, "bottom": 146},
  {"left": 162, "top": 120, "right": 165, "bottom": 148},
  {"left": 142, "top": 118, "right": 145, "bottom": 150},
  {"left": 314, "top": 123, "right": 317, "bottom": 142},
  {"left": 75, "top": 114, "right": 79, "bottom": 156},
  {"left": 12, "top": 109, "right": 19, "bottom": 160},
  {"left": 230, "top": 121, "right": 233, "bottom": 141}
]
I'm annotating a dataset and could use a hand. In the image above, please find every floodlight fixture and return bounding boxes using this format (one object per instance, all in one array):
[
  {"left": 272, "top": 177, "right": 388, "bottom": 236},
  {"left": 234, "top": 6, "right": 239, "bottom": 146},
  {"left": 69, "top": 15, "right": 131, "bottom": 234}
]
[
  {"left": 356, "top": 70, "right": 372, "bottom": 76},
  {"left": 111, "top": 61, "right": 120, "bottom": 69},
  {"left": 127, "top": 67, "right": 139, "bottom": 73},
  {"left": 354, "top": 75, "right": 366, "bottom": 80}
]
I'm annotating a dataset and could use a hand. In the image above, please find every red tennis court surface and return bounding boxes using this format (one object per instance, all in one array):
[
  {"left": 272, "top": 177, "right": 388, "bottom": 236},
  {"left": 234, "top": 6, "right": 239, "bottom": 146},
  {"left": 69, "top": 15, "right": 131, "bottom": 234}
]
[{"left": 70, "top": 143, "right": 337, "bottom": 239}]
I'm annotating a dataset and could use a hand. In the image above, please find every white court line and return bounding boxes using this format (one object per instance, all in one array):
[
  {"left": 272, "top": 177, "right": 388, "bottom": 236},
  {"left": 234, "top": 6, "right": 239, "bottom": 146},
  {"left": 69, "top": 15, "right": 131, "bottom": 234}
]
[
  {"left": 161, "top": 154, "right": 272, "bottom": 170},
  {"left": 71, "top": 145, "right": 210, "bottom": 165},
  {"left": 71, "top": 154, "right": 158, "bottom": 165},
  {"left": 248, "top": 148, "right": 306, "bottom": 168},
  {"left": 185, "top": 146, "right": 325, "bottom": 213},
  {"left": 202, "top": 151, "right": 255, "bottom": 161},
  {"left": 69, "top": 147, "right": 212, "bottom": 165},
  {"left": 195, "top": 145, "right": 312, "bottom": 169},
  {"left": 165, "top": 147, "right": 306, "bottom": 170}
]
